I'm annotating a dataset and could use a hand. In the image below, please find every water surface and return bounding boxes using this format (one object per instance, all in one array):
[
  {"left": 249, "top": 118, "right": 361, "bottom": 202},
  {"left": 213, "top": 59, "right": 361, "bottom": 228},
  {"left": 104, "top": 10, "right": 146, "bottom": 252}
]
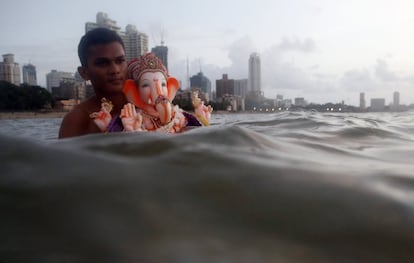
[{"left": 1, "top": 111, "right": 414, "bottom": 262}]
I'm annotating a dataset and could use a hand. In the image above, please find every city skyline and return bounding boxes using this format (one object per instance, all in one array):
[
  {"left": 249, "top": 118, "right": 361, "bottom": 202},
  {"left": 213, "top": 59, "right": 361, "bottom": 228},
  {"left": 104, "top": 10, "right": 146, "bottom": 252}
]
[
  {"left": 0, "top": 52, "right": 407, "bottom": 109},
  {"left": 1, "top": 0, "right": 414, "bottom": 106}
]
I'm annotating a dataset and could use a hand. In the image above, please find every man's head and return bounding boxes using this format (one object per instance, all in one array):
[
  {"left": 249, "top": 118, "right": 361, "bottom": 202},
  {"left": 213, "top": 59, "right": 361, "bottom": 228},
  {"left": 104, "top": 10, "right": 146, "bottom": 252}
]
[
  {"left": 78, "top": 28, "right": 125, "bottom": 67},
  {"left": 77, "top": 28, "right": 127, "bottom": 96}
]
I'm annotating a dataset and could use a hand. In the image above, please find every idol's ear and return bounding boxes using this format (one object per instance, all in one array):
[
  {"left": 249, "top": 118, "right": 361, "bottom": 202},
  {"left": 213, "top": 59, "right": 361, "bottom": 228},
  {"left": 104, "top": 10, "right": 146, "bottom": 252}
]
[
  {"left": 167, "top": 77, "right": 180, "bottom": 101},
  {"left": 123, "top": 79, "right": 145, "bottom": 108}
]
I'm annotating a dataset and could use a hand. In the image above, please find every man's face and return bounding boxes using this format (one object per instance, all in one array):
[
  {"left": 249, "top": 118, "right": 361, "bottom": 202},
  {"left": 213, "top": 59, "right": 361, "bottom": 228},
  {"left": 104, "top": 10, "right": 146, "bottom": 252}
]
[{"left": 79, "top": 41, "right": 127, "bottom": 95}]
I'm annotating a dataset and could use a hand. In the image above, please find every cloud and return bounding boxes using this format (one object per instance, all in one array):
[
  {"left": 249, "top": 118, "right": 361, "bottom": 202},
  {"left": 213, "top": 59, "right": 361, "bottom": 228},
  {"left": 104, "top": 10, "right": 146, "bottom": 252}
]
[
  {"left": 277, "top": 37, "right": 316, "bottom": 53},
  {"left": 225, "top": 35, "right": 256, "bottom": 78},
  {"left": 338, "top": 58, "right": 414, "bottom": 105},
  {"left": 340, "top": 68, "right": 376, "bottom": 92},
  {"left": 374, "top": 59, "right": 398, "bottom": 82},
  {"left": 170, "top": 35, "right": 333, "bottom": 102},
  {"left": 0, "top": 39, "right": 78, "bottom": 86}
]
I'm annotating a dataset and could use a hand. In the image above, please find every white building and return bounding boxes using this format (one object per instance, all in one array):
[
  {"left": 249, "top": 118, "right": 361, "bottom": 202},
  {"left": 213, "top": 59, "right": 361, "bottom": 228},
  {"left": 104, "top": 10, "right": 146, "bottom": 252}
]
[
  {"left": 85, "top": 12, "right": 148, "bottom": 62},
  {"left": 122, "top": 24, "right": 148, "bottom": 62},
  {"left": 46, "top": 70, "right": 74, "bottom": 92},
  {"left": 0, "top": 54, "right": 21, "bottom": 85},
  {"left": 248, "top": 52, "right": 261, "bottom": 94},
  {"left": 85, "top": 12, "right": 121, "bottom": 32},
  {"left": 393, "top": 91, "right": 400, "bottom": 106},
  {"left": 234, "top": 79, "right": 248, "bottom": 98}
]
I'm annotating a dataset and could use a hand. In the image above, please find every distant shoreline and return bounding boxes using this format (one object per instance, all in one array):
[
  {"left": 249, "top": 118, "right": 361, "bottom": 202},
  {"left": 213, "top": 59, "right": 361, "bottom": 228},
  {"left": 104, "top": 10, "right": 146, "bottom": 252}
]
[{"left": 0, "top": 111, "right": 68, "bottom": 120}]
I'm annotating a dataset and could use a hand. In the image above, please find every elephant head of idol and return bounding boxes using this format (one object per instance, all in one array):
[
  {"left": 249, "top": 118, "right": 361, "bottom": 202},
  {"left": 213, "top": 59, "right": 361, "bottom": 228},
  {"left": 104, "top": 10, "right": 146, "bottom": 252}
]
[{"left": 123, "top": 53, "right": 179, "bottom": 125}]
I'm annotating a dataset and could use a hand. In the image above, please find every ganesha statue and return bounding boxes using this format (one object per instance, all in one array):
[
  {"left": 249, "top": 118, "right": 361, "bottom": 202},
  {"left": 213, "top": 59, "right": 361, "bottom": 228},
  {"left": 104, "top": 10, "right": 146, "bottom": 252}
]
[
  {"left": 89, "top": 53, "right": 212, "bottom": 133},
  {"left": 121, "top": 52, "right": 212, "bottom": 133}
]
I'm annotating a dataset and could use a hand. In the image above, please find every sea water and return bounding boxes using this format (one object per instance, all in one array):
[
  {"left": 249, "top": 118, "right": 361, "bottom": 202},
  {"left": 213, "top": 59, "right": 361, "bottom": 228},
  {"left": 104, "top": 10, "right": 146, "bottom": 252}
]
[{"left": 1, "top": 111, "right": 414, "bottom": 263}]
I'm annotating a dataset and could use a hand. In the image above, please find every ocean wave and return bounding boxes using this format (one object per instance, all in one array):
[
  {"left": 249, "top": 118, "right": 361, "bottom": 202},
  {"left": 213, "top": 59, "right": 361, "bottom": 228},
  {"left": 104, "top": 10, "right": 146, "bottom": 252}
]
[{"left": 2, "top": 113, "right": 414, "bottom": 262}]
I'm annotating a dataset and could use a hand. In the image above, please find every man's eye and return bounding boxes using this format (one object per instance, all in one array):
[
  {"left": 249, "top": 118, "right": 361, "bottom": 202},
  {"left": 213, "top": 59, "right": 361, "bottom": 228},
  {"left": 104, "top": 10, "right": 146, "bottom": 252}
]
[
  {"left": 116, "top": 58, "right": 126, "bottom": 64},
  {"left": 161, "top": 82, "right": 166, "bottom": 87},
  {"left": 95, "top": 61, "right": 109, "bottom": 66},
  {"left": 141, "top": 84, "right": 149, "bottom": 88}
]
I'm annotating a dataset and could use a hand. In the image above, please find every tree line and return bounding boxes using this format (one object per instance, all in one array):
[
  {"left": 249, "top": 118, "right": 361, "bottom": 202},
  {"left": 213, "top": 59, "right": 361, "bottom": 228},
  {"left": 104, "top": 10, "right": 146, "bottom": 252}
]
[{"left": 0, "top": 81, "right": 53, "bottom": 111}]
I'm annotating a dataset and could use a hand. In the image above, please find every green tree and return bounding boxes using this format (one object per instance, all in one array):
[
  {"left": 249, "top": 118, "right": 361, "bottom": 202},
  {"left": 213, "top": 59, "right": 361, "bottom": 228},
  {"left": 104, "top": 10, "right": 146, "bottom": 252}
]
[{"left": 0, "top": 81, "right": 53, "bottom": 110}]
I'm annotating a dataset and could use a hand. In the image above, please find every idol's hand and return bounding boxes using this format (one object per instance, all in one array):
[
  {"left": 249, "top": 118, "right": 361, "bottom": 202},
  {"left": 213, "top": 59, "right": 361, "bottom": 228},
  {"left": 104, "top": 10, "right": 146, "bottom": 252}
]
[
  {"left": 192, "top": 92, "right": 213, "bottom": 126},
  {"left": 121, "top": 103, "right": 143, "bottom": 131},
  {"left": 89, "top": 98, "right": 113, "bottom": 132}
]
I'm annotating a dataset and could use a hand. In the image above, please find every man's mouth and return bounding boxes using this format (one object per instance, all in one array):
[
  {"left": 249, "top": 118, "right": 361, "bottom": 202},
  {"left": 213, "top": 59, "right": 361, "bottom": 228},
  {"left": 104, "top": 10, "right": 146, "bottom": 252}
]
[{"left": 109, "top": 79, "right": 123, "bottom": 85}]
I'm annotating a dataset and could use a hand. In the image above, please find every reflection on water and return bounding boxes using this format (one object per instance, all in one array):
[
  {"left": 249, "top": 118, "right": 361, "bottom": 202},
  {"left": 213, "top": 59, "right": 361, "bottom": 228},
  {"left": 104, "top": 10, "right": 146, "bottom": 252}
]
[{"left": 1, "top": 111, "right": 414, "bottom": 262}]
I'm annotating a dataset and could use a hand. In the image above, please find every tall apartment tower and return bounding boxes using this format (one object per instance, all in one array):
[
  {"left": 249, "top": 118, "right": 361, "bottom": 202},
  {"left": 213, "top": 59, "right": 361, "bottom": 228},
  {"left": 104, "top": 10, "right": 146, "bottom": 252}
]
[
  {"left": 22, "top": 63, "right": 37, "bottom": 86},
  {"left": 85, "top": 12, "right": 121, "bottom": 32},
  {"left": 0, "top": 54, "right": 21, "bottom": 85},
  {"left": 248, "top": 52, "right": 261, "bottom": 94},
  {"left": 85, "top": 12, "right": 148, "bottom": 62},
  {"left": 123, "top": 24, "right": 148, "bottom": 61},
  {"left": 393, "top": 91, "right": 400, "bottom": 106},
  {"left": 151, "top": 41, "right": 168, "bottom": 70},
  {"left": 360, "top": 92, "right": 366, "bottom": 110}
]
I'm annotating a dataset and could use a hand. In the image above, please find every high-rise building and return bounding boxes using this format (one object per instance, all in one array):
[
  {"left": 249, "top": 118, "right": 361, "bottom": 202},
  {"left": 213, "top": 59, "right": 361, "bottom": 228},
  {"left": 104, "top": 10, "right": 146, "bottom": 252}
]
[
  {"left": 151, "top": 42, "right": 168, "bottom": 70},
  {"left": 0, "top": 54, "right": 21, "bottom": 85},
  {"left": 85, "top": 12, "right": 148, "bottom": 62},
  {"left": 248, "top": 52, "right": 261, "bottom": 94},
  {"left": 122, "top": 24, "right": 148, "bottom": 61},
  {"left": 216, "top": 74, "right": 235, "bottom": 98},
  {"left": 85, "top": 12, "right": 121, "bottom": 32},
  {"left": 46, "top": 70, "right": 74, "bottom": 92},
  {"left": 190, "top": 71, "right": 211, "bottom": 101},
  {"left": 360, "top": 92, "right": 366, "bottom": 110},
  {"left": 393, "top": 91, "right": 400, "bottom": 106},
  {"left": 22, "top": 63, "right": 37, "bottom": 86}
]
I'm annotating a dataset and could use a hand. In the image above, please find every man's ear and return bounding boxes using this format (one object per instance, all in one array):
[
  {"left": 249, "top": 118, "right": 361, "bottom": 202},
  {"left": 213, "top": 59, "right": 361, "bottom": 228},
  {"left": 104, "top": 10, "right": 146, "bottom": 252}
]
[{"left": 77, "top": 66, "right": 89, "bottom": 81}]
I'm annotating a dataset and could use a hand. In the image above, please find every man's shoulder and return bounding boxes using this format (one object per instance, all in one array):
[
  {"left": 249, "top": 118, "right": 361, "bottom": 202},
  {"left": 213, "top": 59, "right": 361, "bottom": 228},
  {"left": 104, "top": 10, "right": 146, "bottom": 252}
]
[
  {"left": 64, "top": 98, "right": 97, "bottom": 120},
  {"left": 59, "top": 100, "right": 98, "bottom": 139}
]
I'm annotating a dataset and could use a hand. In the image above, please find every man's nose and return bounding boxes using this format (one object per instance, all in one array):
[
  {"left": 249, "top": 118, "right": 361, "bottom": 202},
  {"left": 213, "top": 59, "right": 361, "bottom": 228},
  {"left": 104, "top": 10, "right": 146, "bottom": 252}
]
[{"left": 108, "top": 61, "right": 121, "bottom": 74}]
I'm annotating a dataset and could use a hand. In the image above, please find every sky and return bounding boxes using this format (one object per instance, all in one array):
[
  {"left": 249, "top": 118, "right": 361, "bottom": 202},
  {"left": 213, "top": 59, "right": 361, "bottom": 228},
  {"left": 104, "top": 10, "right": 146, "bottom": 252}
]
[{"left": 1, "top": 0, "right": 414, "bottom": 106}]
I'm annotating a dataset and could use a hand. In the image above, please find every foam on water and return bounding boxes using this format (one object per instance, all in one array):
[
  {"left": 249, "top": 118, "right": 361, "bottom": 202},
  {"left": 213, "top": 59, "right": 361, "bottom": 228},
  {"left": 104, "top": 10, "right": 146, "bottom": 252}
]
[{"left": 1, "top": 112, "right": 414, "bottom": 262}]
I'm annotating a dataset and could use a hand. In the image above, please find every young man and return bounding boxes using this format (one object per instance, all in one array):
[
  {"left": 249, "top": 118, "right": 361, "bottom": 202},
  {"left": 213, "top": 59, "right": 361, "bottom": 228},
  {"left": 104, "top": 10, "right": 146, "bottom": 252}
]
[{"left": 58, "top": 28, "right": 128, "bottom": 138}]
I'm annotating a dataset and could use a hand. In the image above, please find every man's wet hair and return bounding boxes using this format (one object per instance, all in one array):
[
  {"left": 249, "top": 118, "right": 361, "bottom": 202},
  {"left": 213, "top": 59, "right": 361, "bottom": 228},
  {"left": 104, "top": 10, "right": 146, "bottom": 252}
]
[{"left": 78, "top": 28, "right": 125, "bottom": 67}]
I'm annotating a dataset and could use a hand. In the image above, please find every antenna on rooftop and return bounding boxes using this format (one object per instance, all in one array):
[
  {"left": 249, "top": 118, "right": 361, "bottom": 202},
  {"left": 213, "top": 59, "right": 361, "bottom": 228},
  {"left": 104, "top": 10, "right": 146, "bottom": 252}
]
[{"left": 160, "top": 27, "right": 165, "bottom": 45}]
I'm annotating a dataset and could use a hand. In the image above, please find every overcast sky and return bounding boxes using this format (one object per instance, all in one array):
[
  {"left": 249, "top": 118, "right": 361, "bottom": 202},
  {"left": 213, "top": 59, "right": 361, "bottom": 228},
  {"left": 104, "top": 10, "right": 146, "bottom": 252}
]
[{"left": 1, "top": 0, "right": 414, "bottom": 105}]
